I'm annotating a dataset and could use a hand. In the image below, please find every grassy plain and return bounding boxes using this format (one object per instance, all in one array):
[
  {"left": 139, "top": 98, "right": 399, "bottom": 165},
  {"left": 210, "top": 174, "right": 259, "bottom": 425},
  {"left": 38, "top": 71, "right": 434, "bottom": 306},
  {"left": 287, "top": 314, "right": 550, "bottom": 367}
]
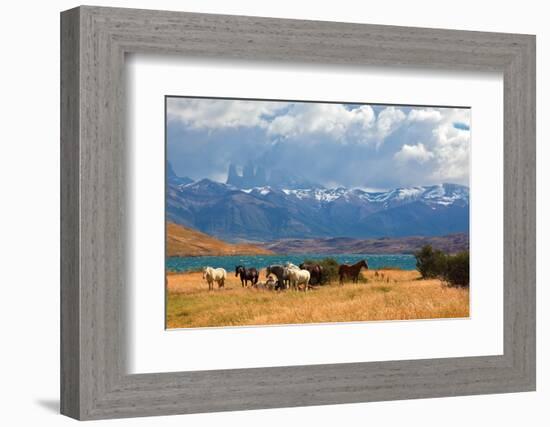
[{"left": 166, "top": 269, "right": 469, "bottom": 329}]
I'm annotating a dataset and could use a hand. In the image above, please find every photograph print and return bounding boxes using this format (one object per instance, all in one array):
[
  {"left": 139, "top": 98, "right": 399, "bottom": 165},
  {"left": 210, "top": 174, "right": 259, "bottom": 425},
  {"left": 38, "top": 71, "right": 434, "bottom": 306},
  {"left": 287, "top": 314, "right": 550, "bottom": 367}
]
[{"left": 165, "top": 96, "right": 470, "bottom": 329}]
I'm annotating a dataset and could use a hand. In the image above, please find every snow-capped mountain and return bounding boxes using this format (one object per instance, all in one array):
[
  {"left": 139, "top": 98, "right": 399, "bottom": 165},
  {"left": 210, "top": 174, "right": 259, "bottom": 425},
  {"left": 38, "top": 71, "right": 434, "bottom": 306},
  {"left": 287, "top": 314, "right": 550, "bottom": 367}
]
[
  {"left": 167, "top": 174, "right": 469, "bottom": 241},
  {"left": 280, "top": 184, "right": 468, "bottom": 208}
]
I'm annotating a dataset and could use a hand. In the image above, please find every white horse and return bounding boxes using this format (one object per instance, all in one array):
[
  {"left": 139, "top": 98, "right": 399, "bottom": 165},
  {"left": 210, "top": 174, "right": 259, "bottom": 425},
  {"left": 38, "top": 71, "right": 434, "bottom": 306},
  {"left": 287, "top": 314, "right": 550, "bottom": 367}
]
[
  {"left": 286, "top": 263, "right": 310, "bottom": 292},
  {"left": 202, "top": 266, "right": 226, "bottom": 290}
]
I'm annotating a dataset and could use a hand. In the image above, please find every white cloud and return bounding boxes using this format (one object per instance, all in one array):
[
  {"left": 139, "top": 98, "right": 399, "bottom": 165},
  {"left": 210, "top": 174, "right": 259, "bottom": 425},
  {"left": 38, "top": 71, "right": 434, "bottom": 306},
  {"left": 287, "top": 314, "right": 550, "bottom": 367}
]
[
  {"left": 267, "top": 103, "right": 376, "bottom": 142},
  {"left": 168, "top": 98, "right": 471, "bottom": 187},
  {"left": 168, "top": 99, "right": 409, "bottom": 147},
  {"left": 267, "top": 104, "right": 407, "bottom": 147},
  {"left": 167, "top": 98, "right": 287, "bottom": 129},
  {"left": 389, "top": 107, "right": 470, "bottom": 186},
  {"left": 431, "top": 124, "right": 470, "bottom": 182},
  {"left": 407, "top": 108, "right": 443, "bottom": 122},
  {"left": 429, "top": 108, "right": 471, "bottom": 183},
  {"left": 376, "top": 106, "right": 406, "bottom": 142},
  {"left": 394, "top": 143, "right": 434, "bottom": 163}
]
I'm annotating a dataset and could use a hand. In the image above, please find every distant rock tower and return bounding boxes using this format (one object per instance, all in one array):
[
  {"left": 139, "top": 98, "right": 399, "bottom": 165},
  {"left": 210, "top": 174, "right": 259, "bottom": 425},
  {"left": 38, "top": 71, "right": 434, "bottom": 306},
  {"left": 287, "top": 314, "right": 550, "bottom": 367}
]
[
  {"left": 226, "top": 163, "right": 241, "bottom": 187},
  {"left": 226, "top": 161, "right": 267, "bottom": 188}
]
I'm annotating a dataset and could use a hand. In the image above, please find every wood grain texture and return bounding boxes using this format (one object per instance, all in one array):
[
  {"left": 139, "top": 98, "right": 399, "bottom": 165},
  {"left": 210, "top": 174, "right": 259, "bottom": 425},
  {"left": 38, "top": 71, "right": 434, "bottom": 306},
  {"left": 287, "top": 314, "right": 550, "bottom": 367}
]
[
  {"left": 60, "top": 7, "right": 80, "bottom": 419},
  {"left": 60, "top": 6, "right": 536, "bottom": 420}
]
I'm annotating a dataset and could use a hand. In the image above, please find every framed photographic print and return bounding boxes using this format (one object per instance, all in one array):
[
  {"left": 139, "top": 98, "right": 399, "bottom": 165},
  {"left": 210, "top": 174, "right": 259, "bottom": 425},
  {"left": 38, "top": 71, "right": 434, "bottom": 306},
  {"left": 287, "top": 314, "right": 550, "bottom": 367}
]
[
  {"left": 164, "top": 96, "right": 472, "bottom": 329},
  {"left": 61, "top": 6, "right": 536, "bottom": 420}
]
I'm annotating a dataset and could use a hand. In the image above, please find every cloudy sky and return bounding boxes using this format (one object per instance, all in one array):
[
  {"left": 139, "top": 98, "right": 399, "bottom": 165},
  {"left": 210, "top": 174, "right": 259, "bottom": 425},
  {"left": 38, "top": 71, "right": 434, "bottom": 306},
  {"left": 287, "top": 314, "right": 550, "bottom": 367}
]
[{"left": 166, "top": 97, "right": 470, "bottom": 190}]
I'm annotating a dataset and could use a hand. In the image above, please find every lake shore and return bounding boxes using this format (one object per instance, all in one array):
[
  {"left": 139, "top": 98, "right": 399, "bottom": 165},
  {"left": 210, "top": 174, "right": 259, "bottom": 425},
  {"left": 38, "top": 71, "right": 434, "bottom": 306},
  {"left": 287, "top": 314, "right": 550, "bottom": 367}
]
[
  {"left": 166, "top": 253, "right": 418, "bottom": 273},
  {"left": 166, "top": 268, "right": 469, "bottom": 328}
]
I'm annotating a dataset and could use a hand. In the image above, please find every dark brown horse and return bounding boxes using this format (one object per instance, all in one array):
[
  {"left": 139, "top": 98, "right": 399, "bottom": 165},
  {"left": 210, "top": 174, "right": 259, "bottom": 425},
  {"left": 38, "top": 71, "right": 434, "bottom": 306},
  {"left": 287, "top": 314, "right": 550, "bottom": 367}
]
[
  {"left": 235, "top": 265, "right": 259, "bottom": 287},
  {"left": 299, "top": 263, "right": 323, "bottom": 285},
  {"left": 338, "top": 259, "right": 368, "bottom": 285},
  {"left": 265, "top": 265, "right": 289, "bottom": 290}
]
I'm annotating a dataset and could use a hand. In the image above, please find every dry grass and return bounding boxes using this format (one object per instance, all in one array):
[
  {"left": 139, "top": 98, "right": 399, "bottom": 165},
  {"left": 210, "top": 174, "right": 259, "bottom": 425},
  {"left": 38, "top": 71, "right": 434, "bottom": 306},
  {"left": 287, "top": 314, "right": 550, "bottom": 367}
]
[
  {"left": 167, "top": 222, "right": 273, "bottom": 257},
  {"left": 166, "top": 269, "right": 469, "bottom": 328}
]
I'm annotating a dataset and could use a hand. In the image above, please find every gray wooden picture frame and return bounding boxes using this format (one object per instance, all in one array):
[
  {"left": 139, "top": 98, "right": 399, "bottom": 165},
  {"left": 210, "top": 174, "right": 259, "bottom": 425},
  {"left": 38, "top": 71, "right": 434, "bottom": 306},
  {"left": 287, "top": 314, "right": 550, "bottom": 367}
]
[{"left": 60, "top": 5, "right": 536, "bottom": 420}]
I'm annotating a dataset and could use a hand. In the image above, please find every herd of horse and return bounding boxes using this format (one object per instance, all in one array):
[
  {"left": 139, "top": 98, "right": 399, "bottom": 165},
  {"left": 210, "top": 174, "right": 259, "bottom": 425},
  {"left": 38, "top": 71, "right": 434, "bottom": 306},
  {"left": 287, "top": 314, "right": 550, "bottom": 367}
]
[{"left": 202, "top": 259, "right": 369, "bottom": 292}]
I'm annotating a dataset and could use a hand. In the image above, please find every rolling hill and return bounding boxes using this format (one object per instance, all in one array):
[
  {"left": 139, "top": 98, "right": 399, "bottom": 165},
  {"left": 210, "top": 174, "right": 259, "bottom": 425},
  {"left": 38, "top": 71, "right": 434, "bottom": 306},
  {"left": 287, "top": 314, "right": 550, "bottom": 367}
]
[
  {"left": 259, "top": 233, "right": 469, "bottom": 255},
  {"left": 166, "top": 222, "right": 274, "bottom": 257}
]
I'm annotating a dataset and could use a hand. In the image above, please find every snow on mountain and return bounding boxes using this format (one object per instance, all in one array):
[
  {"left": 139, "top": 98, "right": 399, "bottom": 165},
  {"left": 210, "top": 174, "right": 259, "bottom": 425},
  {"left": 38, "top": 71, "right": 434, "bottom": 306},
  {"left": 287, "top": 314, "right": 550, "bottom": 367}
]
[
  {"left": 166, "top": 178, "right": 469, "bottom": 240},
  {"left": 260, "top": 183, "right": 468, "bottom": 207},
  {"left": 282, "top": 187, "right": 347, "bottom": 202}
]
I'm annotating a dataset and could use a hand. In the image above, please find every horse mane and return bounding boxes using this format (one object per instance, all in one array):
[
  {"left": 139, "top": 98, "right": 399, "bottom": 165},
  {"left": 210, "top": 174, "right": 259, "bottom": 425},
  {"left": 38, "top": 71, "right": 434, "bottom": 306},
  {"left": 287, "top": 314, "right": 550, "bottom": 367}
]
[{"left": 342, "top": 259, "right": 367, "bottom": 268}]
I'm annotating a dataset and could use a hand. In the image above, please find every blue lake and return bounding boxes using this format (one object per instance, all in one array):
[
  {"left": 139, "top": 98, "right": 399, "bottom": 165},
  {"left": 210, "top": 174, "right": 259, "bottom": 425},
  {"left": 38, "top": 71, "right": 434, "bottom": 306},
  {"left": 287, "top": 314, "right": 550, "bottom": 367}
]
[{"left": 166, "top": 253, "right": 417, "bottom": 272}]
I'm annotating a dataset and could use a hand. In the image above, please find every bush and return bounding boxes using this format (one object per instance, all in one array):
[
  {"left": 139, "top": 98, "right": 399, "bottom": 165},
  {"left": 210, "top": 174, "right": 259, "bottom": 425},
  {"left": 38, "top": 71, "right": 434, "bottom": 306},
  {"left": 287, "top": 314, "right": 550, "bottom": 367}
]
[
  {"left": 414, "top": 245, "right": 447, "bottom": 278},
  {"left": 414, "top": 245, "right": 469, "bottom": 287},
  {"left": 302, "top": 257, "right": 340, "bottom": 284},
  {"left": 444, "top": 251, "right": 469, "bottom": 287}
]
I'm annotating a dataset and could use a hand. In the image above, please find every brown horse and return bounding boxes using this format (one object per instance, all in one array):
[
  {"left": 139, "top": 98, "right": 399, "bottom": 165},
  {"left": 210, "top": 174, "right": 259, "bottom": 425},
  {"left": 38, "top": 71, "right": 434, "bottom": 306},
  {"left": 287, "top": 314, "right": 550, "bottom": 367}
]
[
  {"left": 338, "top": 259, "right": 368, "bottom": 285},
  {"left": 299, "top": 263, "right": 324, "bottom": 285}
]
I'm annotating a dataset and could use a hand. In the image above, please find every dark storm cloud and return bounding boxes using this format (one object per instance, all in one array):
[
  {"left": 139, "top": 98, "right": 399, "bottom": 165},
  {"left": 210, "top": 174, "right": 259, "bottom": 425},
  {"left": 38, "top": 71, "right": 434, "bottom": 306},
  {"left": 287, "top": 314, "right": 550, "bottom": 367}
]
[{"left": 166, "top": 98, "right": 470, "bottom": 189}]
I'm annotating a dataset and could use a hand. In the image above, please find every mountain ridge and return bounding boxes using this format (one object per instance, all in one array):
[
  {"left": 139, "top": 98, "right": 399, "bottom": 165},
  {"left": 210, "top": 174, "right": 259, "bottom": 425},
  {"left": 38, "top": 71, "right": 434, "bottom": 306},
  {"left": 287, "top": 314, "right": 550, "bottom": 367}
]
[
  {"left": 167, "top": 170, "right": 469, "bottom": 241},
  {"left": 259, "top": 232, "right": 469, "bottom": 255}
]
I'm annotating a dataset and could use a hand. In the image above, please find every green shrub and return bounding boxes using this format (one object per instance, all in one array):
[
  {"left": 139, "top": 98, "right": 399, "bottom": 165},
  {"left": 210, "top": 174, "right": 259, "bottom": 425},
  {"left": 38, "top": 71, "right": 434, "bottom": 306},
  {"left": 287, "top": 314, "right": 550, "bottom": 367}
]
[
  {"left": 444, "top": 251, "right": 469, "bottom": 287},
  {"left": 302, "top": 257, "right": 339, "bottom": 284},
  {"left": 415, "top": 245, "right": 469, "bottom": 287},
  {"left": 414, "top": 245, "right": 447, "bottom": 278}
]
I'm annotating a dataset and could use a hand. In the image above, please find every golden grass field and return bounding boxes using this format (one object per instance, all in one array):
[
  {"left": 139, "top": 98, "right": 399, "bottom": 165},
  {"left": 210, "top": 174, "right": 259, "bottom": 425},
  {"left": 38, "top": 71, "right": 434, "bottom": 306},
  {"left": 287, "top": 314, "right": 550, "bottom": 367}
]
[{"left": 166, "top": 268, "right": 469, "bottom": 329}]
